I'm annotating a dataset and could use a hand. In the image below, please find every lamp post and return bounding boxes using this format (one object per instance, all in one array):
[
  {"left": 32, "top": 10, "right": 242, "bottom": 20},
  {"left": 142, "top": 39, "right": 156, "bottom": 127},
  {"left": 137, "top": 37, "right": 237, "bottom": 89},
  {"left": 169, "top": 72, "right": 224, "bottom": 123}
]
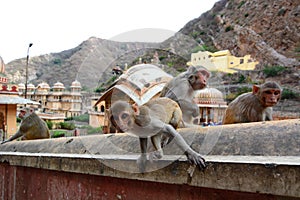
[{"left": 24, "top": 43, "right": 33, "bottom": 99}]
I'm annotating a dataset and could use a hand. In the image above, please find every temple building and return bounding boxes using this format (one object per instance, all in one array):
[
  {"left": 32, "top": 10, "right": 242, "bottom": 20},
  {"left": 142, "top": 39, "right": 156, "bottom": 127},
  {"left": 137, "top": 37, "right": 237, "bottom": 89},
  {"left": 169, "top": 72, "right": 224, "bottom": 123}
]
[
  {"left": 189, "top": 50, "right": 259, "bottom": 73},
  {"left": 193, "top": 87, "right": 227, "bottom": 125},
  {"left": 90, "top": 64, "right": 173, "bottom": 133},
  {"left": 18, "top": 80, "right": 83, "bottom": 118}
]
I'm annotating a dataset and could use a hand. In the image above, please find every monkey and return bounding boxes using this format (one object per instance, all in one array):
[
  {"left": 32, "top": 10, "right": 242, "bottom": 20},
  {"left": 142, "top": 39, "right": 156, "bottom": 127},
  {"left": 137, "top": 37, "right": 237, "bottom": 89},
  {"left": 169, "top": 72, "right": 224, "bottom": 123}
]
[
  {"left": 109, "top": 97, "right": 206, "bottom": 172},
  {"left": 1, "top": 107, "right": 50, "bottom": 144},
  {"left": 222, "top": 81, "right": 282, "bottom": 124},
  {"left": 160, "top": 65, "right": 211, "bottom": 126}
]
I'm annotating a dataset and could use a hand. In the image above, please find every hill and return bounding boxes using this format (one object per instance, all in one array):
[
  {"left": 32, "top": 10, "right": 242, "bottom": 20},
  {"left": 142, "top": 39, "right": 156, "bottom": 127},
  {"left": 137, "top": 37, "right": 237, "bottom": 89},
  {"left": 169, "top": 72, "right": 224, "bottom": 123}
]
[{"left": 3, "top": 0, "right": 299, "bottom": 93}]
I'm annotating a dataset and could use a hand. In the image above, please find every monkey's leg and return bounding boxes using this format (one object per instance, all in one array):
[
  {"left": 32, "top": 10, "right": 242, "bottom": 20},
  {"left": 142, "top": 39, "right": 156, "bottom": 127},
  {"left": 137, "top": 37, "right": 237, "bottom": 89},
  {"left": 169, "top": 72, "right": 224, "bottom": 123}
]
[
  {"left": 164, "top": 125, "right": 206, "bottom": 170},
  {"left": 149, "top": 134, "right": 163, "bottom": 161},
  {"left": 137, "top": 137, "right": 148, "bottom": 173}
]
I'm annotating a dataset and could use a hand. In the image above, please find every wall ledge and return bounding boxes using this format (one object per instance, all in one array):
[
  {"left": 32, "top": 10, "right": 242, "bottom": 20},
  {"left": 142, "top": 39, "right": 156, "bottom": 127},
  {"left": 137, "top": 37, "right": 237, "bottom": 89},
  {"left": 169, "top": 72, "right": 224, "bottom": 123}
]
[{"left": 0, "top": 152, "right": 299, "bottom": 198}]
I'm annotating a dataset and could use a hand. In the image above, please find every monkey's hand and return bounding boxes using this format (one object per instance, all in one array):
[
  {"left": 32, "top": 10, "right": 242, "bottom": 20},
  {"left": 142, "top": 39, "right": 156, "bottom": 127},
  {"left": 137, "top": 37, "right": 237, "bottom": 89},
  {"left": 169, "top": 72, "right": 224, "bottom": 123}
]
[
  {"left": 137, "top": 153, "right": 147, "bottom": 173},
  {"left": 149, "top": 149, "right": 163, "bottom": 162},
  {"left": 1, "top": 140, "right": 9, "bottom": 144},
  {"left": 185, "top": 152, "right": 206, "bottom": 171}
]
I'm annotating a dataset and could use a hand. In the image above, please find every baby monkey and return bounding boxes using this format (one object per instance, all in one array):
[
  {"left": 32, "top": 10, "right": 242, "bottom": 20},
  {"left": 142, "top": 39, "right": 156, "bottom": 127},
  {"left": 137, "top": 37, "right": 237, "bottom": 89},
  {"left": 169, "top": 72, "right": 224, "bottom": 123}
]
[
  {"left": 1, "top": 107, "right": 50, "bottom": 144},
  {"left": 223, "top": 81, "right": 282, "bottom": 124},
  {"left": 109, "top": 97, "right": 206, "bottom": 172}
]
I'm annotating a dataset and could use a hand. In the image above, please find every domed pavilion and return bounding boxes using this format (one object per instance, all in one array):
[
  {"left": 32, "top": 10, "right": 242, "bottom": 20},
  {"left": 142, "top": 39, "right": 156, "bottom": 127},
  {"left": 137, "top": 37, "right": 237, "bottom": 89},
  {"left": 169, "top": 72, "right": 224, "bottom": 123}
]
[{"left": 193, "top": 87, "right": 227, "bottom": 125}]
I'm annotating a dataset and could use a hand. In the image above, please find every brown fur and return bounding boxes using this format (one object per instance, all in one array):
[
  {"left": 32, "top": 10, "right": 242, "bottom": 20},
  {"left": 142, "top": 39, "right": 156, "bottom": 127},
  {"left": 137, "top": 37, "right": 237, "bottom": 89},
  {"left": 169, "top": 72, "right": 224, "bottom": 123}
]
[
  {"left": 1, "top": 108, "right": 49, "bottom": 144},
  {"left": 223, "top": 81, "right": 282, "bottom": 124}
]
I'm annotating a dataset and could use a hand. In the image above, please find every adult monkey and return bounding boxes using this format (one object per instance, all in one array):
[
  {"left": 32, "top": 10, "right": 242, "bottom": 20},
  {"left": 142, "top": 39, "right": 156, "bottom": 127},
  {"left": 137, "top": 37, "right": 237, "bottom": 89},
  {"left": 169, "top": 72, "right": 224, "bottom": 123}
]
[
  {"left": 160, "top": 65, "right": 211, "bottom": 126},
  {"left": 223, "top": 81, "right": 282, "bottom": 124},
  {"left": 109, "top": 97, "right": 206, "bottom": 173},
  {"left": 1, "top": 107, "right": 50, "bottom": 144}
]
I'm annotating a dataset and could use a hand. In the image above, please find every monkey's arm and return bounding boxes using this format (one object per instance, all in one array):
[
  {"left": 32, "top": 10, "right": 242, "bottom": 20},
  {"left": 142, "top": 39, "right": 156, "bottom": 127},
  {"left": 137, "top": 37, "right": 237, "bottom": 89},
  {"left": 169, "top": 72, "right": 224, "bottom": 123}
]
[
  {"left": 177, "top": 100, "right": 199, "bottom": 117},
  {"left": 1, "top": 130, "right": 23, "bottom": 144},
  {"left": 164, "top": 124, "right": 206, "bottom": 170},
  {"left": 137, "top": 137, "right": 148, "bottom": 173}
]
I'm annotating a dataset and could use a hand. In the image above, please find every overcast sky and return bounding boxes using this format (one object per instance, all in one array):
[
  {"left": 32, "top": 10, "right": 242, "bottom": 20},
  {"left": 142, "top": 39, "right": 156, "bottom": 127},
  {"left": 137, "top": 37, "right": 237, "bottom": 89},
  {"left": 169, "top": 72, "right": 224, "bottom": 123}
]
[{"left": 0, "top": 0, "right": 219, "bottom": 63}]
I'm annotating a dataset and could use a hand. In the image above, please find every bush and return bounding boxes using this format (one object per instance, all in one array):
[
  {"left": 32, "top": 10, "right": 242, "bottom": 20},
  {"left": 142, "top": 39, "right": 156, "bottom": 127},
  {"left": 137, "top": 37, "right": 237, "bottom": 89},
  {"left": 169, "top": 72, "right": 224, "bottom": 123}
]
[
  {"left": 46, "top": 121, "right": 53, "bottom": 130},
  {"left": 57, "top": 122, "right": 75, "bottom": 130},
  {"left": 225, "top": 25, "right": 234, "bottom": 32},
  {"left": 263, "top": 66, "right": 286, "bottom": 77},
  {"left": 80, "top": 125, "right": 103, "bottom": 134},
  {"left": 281, "top": 89, "right": 299, "bottom": 100},
  {"left": 73, "top": 114, "right": 89, "bottom": 123},
  {"left": 51, "top": 130, "right": 66, "bottom": 138}
]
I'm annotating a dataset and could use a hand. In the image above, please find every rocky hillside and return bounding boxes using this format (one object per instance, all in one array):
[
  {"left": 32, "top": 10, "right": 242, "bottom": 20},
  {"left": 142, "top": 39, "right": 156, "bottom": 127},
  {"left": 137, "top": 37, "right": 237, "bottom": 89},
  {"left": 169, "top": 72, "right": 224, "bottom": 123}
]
[
  {"left": 4, "top": 0, "right": 300, "bottom": 92},
  {"left": 5, "top": 38, "right": 159, "bottom": 89},
  {"left": 179, "top": 0, "right": 300, "bottom": 68}
]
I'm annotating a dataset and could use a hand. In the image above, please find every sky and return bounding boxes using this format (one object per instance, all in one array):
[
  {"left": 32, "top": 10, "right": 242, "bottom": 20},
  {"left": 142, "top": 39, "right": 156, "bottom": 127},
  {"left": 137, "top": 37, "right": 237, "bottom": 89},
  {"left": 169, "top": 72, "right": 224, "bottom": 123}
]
[{"left": 0, "top": 0, "right": 219, "bottom": 63}]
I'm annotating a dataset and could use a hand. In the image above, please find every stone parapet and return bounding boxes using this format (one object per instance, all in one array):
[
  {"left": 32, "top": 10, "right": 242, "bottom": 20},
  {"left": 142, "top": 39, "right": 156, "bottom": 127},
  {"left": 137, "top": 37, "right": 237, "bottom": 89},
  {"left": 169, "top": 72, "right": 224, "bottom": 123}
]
[{"left": 0, "top": 119, "right": 299, "bottom": 199}]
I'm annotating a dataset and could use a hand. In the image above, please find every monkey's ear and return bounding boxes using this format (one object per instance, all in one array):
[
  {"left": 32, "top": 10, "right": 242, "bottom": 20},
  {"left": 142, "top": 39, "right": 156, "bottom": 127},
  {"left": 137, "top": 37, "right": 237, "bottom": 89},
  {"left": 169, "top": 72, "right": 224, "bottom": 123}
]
[
  {"left": 252, "top": 85, "right": 260, "bottom": 94},
  {"left": 132, "top": 104, "right": 140, "bottom": 115}
]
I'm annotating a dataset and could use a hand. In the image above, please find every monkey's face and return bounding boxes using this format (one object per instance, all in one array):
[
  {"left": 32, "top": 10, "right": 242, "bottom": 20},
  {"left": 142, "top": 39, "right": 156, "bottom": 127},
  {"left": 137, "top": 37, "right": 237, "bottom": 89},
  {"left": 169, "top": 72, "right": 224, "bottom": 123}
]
[
  {"left": 190, "top": 70, "right": 210, "bottom": 90},
  {"left": 110, "top": 111, "right": 134, "bottom": 132},
  {"left": 18, "top": 110, "right": 27, "bottom": 119},
  {"left": 109, "top": 101, "right": 134, "bottom": 132},
  {"left": 261, "top": 89, "right": 281, "bottom": 107}
]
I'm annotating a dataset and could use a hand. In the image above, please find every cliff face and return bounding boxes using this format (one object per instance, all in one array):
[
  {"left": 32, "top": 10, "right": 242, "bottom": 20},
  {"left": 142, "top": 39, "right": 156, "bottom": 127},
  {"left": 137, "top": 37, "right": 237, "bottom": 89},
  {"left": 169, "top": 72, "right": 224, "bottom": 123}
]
[{"left": 179, "top": 0, "right": 300, "bottom": 69}]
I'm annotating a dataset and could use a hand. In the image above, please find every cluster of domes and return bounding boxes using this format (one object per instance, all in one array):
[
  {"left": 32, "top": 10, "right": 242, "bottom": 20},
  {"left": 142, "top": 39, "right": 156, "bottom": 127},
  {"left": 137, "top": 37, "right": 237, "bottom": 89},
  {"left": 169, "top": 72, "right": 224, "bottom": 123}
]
[
  {"left": 194, "top": 87, "right": 227, "bottom": 105},
  {"left": 18, "top": 80, "right": 81, "bottom": 91}
]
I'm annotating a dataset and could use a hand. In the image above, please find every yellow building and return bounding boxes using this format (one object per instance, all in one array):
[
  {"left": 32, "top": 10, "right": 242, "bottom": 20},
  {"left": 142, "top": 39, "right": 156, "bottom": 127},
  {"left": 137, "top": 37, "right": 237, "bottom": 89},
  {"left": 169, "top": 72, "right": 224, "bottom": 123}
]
[{"left": 189, "top": 50, "right": 259, "bottom": 73}]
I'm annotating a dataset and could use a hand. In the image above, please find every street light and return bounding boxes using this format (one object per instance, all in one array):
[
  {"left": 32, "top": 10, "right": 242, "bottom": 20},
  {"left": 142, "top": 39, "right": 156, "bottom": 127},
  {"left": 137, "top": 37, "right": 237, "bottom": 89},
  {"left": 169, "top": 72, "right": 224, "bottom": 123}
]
[{"left": 24, "top": 43, "right": 33, "bottom": 99}]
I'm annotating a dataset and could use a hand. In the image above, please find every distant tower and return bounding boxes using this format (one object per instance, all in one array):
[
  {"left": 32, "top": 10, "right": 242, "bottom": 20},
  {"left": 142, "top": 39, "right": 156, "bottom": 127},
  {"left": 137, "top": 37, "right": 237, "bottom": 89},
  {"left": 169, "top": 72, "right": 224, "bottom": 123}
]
[{"left": 71, "top": 80, "right": 82, "bottom": 93}]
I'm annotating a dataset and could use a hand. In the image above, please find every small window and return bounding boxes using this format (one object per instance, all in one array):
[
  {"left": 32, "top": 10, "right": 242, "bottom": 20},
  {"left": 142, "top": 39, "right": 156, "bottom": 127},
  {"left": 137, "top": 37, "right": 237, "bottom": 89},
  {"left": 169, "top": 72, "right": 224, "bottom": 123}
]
[
  {"left": 100, "top": 105, "right": 105, "bottom": 112},
  {"left": 240, "top": 59, "right": 244, "bottom": 64}
]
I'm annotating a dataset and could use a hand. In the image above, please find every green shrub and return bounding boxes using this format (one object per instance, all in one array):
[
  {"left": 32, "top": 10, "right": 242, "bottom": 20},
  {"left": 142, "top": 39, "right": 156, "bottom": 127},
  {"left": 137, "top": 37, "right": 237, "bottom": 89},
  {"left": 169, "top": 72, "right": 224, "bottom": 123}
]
[
  {"left": 80, "top": 125, "right": 103, "bottom": 134},
  {"left": 57, "top": 122, "right": 75, "bottom": 130},
  {"left": 237, "top": 1, "right": 245, "bottom": 9},
  {"left": 225, "top": 25, "right": 234, "bottom": 32},
  {"left": 281, "top": 89, "right": 299, "bottom": 100},
  {"left": 51, "top": 130, "right": 66, "bottom": 138},
  {"left": 87, "top": 127, "right": 102, "bottom": 134},
  {"left": 263, "top": 65, "right": 286, "bottom": 77},
  {"left": 73, "top": 114, "right": 89, "bottom": 122},
  {"left": 237, "top": 74, "right": 246, "bottom": 83},
  {"left": 46, "top": 121, "right": 53, "bottom": 130}
]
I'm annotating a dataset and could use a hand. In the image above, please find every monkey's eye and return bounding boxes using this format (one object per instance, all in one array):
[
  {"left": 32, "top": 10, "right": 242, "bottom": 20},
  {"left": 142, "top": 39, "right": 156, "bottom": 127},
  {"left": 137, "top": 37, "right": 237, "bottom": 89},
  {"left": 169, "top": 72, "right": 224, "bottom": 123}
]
[
  {"left": 265, "top": 91, "right": 272, "bottom": 94},
  {"left": 121, "top": 113, "right": 129, "bottom": 119},
  {"left": 274, "top": 91, "right": 280, "bottom": 95}
]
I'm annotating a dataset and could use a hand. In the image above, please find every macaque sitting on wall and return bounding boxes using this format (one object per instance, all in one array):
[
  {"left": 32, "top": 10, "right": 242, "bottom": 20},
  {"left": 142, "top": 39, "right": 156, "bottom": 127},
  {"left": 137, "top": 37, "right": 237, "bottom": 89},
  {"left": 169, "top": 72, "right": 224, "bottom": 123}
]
[
  {"left": 160, "top": 65, "right": 211, "bottom": 126},
  {"left": 223, "top": 81, "right": 282, "bottom": 124},
  {"left": 109, "top": 97, "right": 206, "bottom": 172},
  {"left": 1, "top": 107, "right": 50, "bottom": 144}
]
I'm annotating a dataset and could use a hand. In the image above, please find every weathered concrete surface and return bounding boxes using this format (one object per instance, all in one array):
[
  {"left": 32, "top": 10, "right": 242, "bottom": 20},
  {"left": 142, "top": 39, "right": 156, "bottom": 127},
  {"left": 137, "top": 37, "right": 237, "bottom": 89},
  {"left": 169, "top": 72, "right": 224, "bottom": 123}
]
[
  {"left": 0, "top": 119, "right": 299, "bottom": 199},
  {"left": 0, "top": 119, "right": 299, "bottom": 156}
]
